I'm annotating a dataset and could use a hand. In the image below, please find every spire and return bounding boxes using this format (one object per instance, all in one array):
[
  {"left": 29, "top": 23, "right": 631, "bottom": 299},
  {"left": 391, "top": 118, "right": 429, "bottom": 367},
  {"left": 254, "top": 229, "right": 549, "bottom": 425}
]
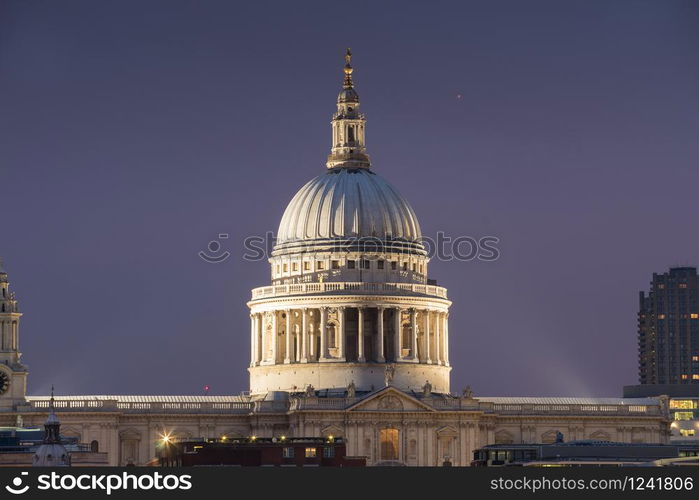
[
  {"left": 0, "top": 257, "right": 7, "bottom": 282},
  {"left": 326, "top": 48, "right": 370, "bottom": 169},
  {"left": 44, "top": 385, "right": 61, "bottom": 443}
]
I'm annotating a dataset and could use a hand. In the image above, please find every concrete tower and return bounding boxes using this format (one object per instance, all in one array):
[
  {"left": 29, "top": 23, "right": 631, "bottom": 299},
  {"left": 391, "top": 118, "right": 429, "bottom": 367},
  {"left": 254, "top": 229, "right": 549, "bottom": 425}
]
[{"left": 247, "top": 51, "right": 452, "bottom": 395}]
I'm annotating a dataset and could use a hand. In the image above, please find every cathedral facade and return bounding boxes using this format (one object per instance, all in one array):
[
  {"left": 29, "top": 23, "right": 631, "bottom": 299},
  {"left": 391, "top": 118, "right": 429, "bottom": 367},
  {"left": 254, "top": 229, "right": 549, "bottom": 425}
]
[{"left": 0, "top": 52, "right": 670, "bottom": 466}]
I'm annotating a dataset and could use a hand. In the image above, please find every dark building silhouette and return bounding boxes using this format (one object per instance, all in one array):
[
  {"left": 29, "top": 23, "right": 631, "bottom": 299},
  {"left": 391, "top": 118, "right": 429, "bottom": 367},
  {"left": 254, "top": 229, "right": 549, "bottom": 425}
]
[{"left": 638, "top": 267, "right": 699, "bottom": 385}]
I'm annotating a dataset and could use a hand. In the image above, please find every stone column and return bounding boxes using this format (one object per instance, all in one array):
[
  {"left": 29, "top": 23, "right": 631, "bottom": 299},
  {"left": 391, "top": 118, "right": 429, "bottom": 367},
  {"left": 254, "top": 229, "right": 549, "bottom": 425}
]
[
  {"left": 411, "top": 309, "right": 418, "bottom": 361},
  {"left": 320, "top": 307, "right": 328, "bottom": 361},
  {"left": 300, "top": 308, "right": 308, "bottom": 363},
  {"left": 338, "top": 306, "right": 346, "bottom": 361},
  {"left": 271, "top": 312, "right": 278, "bottom": 364},
  {"left": 424, "top": 310, "right": 431, "bottom": 364},
  {"left": 394, "top": 307, "right": 402, "bottom": 361},
  {"left": 249, "top": 314, "right": 256, "bottom": 367},
  {"left": 309, "top": 313, "right": 316, "bottom": 360},
  {"left": 376, "top": 307, "right": 385, "bottom": 362},
  {"left": 284, "top": 309, "right": 292, "bottom": 364},
  {"left": 357, "top": 307, "right": 365, "bottom": 362},
  {"left": 444, "top": 313, "right": 450, "bottom": 366},
  {"left": 435, "top": 312, "right": 442, "bottom": 365}
]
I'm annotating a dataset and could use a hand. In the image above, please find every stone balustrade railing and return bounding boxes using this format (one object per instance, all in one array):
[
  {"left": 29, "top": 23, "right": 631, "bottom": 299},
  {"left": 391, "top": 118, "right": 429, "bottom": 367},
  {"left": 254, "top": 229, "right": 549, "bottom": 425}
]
[
  {"left": 487, "top": 403, "right": 660, "bottom": 416},
  {"left": 251, "top": 282, "right": 448, "bottom": 300},
  {"left": 20, "top": 398, "right": 661, "bottom": 416},
  {"left": 22, "top": 399, "right": 253, "bottom": 414}
]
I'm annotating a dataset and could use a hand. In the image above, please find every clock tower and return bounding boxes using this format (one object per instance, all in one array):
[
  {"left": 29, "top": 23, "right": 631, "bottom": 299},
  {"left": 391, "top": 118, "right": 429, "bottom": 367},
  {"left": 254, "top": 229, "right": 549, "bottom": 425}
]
[{"left": 0, "top": 259, "right": 28, "bottom": 408}]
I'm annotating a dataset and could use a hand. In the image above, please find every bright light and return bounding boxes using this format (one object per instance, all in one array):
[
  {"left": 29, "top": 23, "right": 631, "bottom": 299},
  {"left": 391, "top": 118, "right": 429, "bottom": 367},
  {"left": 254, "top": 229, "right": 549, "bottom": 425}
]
[
  {"left": 221, "top": 435, "right": 227, "bottom": 442},
  {"left": 250, "top": 435, "right": 257, "bottom": 442},
  {"left": 159, "top": 431, "right": 173, "bottom": 444},
  {"left": 280, "top": 435, "right": 286, "bottom": 441}
]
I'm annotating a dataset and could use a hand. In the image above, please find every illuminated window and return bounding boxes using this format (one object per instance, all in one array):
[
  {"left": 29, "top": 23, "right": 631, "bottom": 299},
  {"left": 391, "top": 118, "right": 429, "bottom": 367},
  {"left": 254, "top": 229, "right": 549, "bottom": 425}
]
[
  {"left": 379, "top": 428, "right": 399, "bottom": 461},
  {"left": 693, "top": 356, "right": 699, "bottom": 362},
  {"left": 694, "top": 375, "right": 699, "bottom": 380},
  {"left": 658, "top": 314, "right": 666, "bottom": 320},
  {"left": 304, "top": 262, "right": 310, "bottom": 271},
  {"left": 681, "top": 374, "right": 689, "bottom": 380},
  {"left": 680, "top": 429, "right": 696, "bottom": 437},
  {"left": 670, "top": 400, "right": 698, "bottom": 410},
  {"left": 317, "top": 261, "right": 324, "bottom": 270},
  {"left": 282, "top": 447, "right": 294, "bottom": 458},
  {"left": 691, "top": 314, "right": 699, "bottom": 319},
  {"left": 304, "top": 447, "right": 317, "bottom": 458},
  {"left": 674, "top": 412, "right": 694, "bottom": 421},
  {"left": 658, "top": 284, "right": 665, "bottom": 289},
  {"left": 680, "top": 283, "right": 688, "bottom": 288}
]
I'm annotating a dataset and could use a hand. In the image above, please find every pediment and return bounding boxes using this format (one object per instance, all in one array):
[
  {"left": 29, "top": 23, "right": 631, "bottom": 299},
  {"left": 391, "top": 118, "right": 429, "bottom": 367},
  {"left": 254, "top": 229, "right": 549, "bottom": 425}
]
[{"left": 347, "top": 387, "right": 435, "bottom": 412}]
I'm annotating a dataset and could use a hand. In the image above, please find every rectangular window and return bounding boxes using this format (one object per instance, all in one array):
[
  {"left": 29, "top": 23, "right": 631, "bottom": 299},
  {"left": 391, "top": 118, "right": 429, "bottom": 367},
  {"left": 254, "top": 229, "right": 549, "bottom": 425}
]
[
  {"left": 331, "top": 260, "right": 340, "bottom": 269},
  {"left": 276, "top": 265, "right": 280, "bottom": 274},
  {"left": 674, "top": 412, "right": 694, "bottom": 421},
  {"left": 691, "top": 314, "right": 699, "bottom": 319},
  {"left": 377, "top": 260, "right": 385, "bottom": 270},
  {"left": 402, "top": 263, "right": 408, "bottom": 271},
  {"left": 304, "top": 262, "right": 310, "bottom": 271},
  {"left": 305, "top": 447, "right": 317, "bottom": 458},
  {"left": 323, "top": 446, "right": 335, "bottom": 458},
  {"left": 670, "top": 400, "right": 698, "bottom": 410},
  {"left": 391, "top": 262, "right": 397, "bottom": 271},
  {"left": 292, "top": 263, "right": 298, "bottom": 272},
  {"left": 680, "top": 429, "right": 696, "bottom": 437},
  {"left": 412, "top": 263, "right": 416, "bottom": 272},
  {"left": 693, "top": 356, "right": 699, "bottom": 362},
  {"left": 347, "top": 260, "right": 356, "bottom": 269},
  {"left": 658, "top": 314, "right": 666, "bottom": 319},
  {"left": 694, "top": 374, "right": 699, "bottom": 380},
  {"left": 283, "top": 447, "right": 295, "bottom": 458},
  {"left": 681, "top": 374, "right": 689, "bottom": 380},
  {"left": 283, "top": 264, "right": 288, "bottom": 272},
  {"left": 680, "top": 283, "right": 688, "bottom": 288},
  {"left": 317, "top": 261, "right": 325, "bottom": 270},
  {"left": 362, "top": 259, "right": 370, "bottom": 269}
]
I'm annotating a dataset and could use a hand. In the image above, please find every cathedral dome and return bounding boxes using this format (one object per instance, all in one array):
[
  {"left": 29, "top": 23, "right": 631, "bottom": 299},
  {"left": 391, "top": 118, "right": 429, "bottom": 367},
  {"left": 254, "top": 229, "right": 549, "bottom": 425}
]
[{"left": 274, "top": 167, "right": 424, "bottom": 255}]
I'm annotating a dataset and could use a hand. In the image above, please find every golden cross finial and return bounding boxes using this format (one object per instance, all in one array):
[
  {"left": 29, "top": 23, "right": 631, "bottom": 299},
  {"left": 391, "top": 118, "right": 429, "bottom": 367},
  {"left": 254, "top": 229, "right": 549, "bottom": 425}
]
[{"left": 343, "top": 48, "right": 354, "bottom": 88}]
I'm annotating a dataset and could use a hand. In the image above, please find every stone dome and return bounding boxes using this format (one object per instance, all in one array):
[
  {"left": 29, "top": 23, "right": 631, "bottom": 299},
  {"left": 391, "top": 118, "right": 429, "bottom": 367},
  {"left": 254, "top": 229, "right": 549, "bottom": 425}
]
[{"left": 274, "top": 167, "right": 424, "bottom": 255}]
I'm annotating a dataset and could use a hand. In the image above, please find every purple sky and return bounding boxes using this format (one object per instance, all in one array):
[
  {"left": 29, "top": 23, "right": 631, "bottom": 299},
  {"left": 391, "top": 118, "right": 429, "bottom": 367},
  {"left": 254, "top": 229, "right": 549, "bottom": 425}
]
[{"left": 1, "top": 1, "right": 698, "bottom": 397}]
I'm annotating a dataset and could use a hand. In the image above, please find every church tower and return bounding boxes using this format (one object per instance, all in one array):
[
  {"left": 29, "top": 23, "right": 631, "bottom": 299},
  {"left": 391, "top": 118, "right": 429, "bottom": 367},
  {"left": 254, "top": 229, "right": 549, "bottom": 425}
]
[
  {"left": 0, "top": 259, "right": 28, "bottom": 408},
  {"left": 247, "top": 51, "right": 452, "bottom": 395}
]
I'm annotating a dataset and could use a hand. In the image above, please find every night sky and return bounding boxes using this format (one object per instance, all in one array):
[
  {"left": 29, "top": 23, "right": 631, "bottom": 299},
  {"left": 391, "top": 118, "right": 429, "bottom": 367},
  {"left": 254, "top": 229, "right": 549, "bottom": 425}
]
[{"left": 1, "top": 1, "right": 698, "bottom": 397}]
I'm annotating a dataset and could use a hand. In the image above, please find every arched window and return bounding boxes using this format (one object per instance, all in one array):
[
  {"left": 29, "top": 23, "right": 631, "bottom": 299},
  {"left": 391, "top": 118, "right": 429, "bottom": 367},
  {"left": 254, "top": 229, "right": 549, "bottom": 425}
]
[
  {"left": 90, "top": 440, "right": 99, "bottom": 452},
  {"left": 379, "top": 428, "right": 399, "bottom": 461}
]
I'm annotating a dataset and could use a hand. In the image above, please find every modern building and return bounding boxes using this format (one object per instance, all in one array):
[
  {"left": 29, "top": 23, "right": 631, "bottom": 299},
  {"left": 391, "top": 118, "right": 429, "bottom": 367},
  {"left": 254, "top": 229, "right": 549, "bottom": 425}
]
[
  {"left": 159, "top": 436, "right": 365, "bottom": 467},
  {"left": 472, "top": 440, "right": 697, "bottom": 467},
  {"left": 0, "top": 52, "right": 672, "bottom": 466},
  {"left": 638, "top": 266, "right": 699, "bottom": 385},
  {"left": 624, "top": 384, "right": 699, "bottom": 446}
]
